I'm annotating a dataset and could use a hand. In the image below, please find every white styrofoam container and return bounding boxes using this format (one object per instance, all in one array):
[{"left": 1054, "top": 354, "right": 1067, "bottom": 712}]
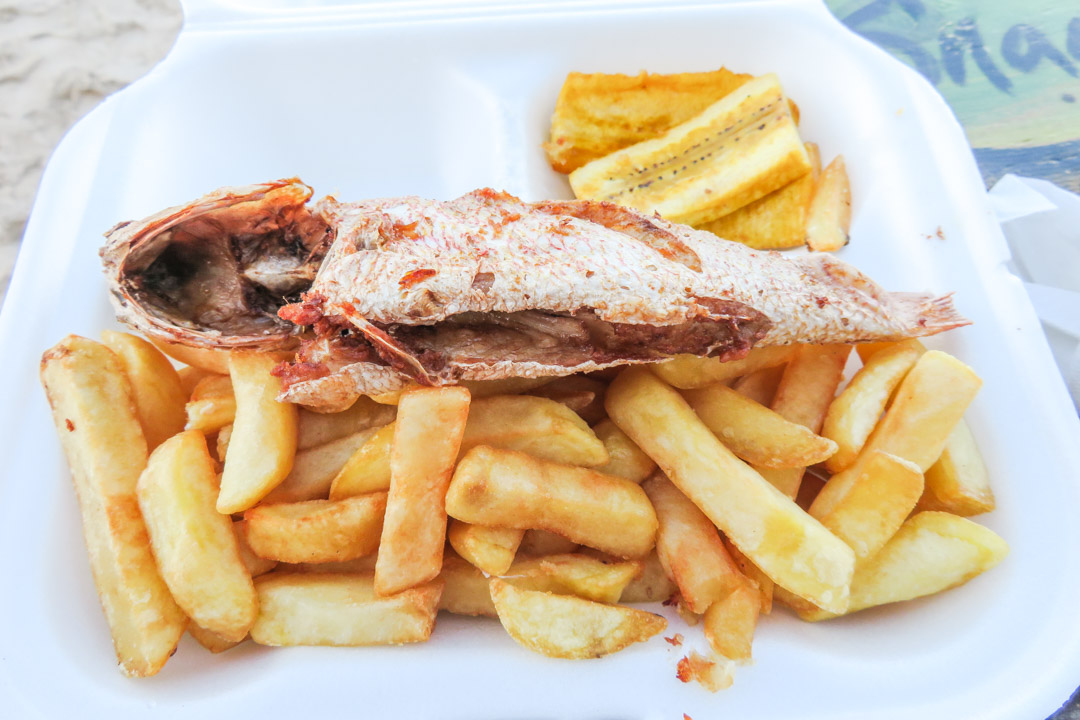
[{"left": 2, "top": 1, "right": 1079, "bottom": 718}]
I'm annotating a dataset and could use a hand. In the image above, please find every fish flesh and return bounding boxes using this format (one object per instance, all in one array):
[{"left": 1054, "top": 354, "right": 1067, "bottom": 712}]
[{"left": 101, "top": 179, "right": 967, "bottom": 411}]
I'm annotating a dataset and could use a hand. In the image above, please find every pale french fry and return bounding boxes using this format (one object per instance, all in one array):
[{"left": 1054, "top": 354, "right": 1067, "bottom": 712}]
[
  {"left": 605, "top": 367, "right": 854, "bottom": 613},
  {"left": 528, "top": 376, "right": 607, "bottom": 425},
  {"left": 263, "top": 427, "right": 381, "bottom": 504},
  {"left": 618, "top": 550, "right": 678, "bottom": 604},
  {"left": 730, "top": 364, "right": 786, "bottom": 406},
  {"left": 652, "top": 346, "right": 795, "bottom": 389},
  {"left": 232, "top": 520, "right": 277, "bottom": 577},
  {"left": 177, "top": 365, "right": 216, "bottom": 397},
  {"left": 185, "top": 374, "right": 235, "bottom": 434},
  {"left": 251, "top": 572, "right": 443, "bottom": 646},
  {"left": 683, "top": 383, "right": 838, "bottom": 468},
  {"left": 439, "top": 553, "right": 498, "bottom": 617},
  {"left": 447, "top": 520, "right": 524, "bottom": 576},
  {"left": 591, "top": 418, "right": 657, "bottom": 483},
  {"left": 218, "top": 352, "right": 298, "bottom": 513},
  {"left": 794, "top": 512, "right": 1008, "bottom": 621},
  {"left": 805, "top": 155, "right": 852, "bottom": 252},
  {"left": 642, "top": 473, "right": 747, "bottom": 614},
  {"left": 501, "top": 553, "right": 642, "bottom": 603},
  {"left": 518, "top": 529, "right": 580, "bottom": 557},
  {"left": 723, "top": 539, "right": 773, "bottom": 614},
  {"left": 917, "top": 421, "right": 995, "bottom": 516},
  {"left": 188, "top": 622, "right": 243, "bottom": 654},
  {"left": 243, "top": 493, "right": 387, "bottom": 564},
  {"left": 375, "top": 387, "right": 471, "bottom": 596},
  {"left": 297, "top": 397, "right": 397, "bottom": 450},
  {"left": 489, "top": 578, "right": 666, "bottom": 659},
  {"left": 102, "top": 330, "right": 186, "bottom": 450},
  {"left": 809, "top": 451, "right": 924, "bottom": 564},
  {"left": 822, "top": 341, "right": 922, "bottom": 473},
  {"left": 138, "top": 430, "right": 257, "bottom": 642},
  {"left": 858, "top": 351, "right": 981, "bottom": 472},
  {"left": 446, "top": 446, "right": 658, "bottom": 559},
  {"left": 150, "top": 337, "right": 230, "bottom": 374},
  {"left": 704, "top": 581, "right": 760, "bottom": 661},
  {"left": 40, "top": 335, "right": 186, "bottom": 677}
]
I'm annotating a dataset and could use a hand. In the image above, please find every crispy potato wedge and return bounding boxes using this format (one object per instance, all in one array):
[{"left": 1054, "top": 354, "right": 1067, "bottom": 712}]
[
  {"left": 252, "top": 572, "right": 443, "bottom": 646},
  {"left": 376, "top": 387, "right": 471, "bottom": 596},
  {"left": 439, "top": 552, "right": 498, "bottom": 617},
  {"left": 184, "top": 374, "right": 236, "bottom": 434},
  {"left": 730, "top": 364, "right": 786, "bottom": 406},
  {"left": 150, "top": 337, "right": 230, "bottom": 374},
  {"left": 805, "top": 155, "right": 852, "bottom": 252},
  {"left": 243, "top": 493, "right": 387, "bottom": 564},
  {"left": 704, "top": 581, "right": 760, "bottom": 661},
  {"left": 297, "top": 397, "right": 397, "bottom": 450},
  {"left": 822, "top": 341, "right": 922, "bottom": 473},
  {"left": 618, "top": 550, "right": 678, "bottom": 604},
  {"left": 446, "top": 446, "right": 658, "bottom": 559},
  {"left": 447, "top": 521, "right": 524, "bottom": 576},
  {"left": 188, "top": 622, "right": 244, "bottom": 654},
  {"left": 489, "top": 578, "right": 665, "bottom": 659},
  {"left": 652, "top": 346, "right": 795, "bottom": 389},
  {"left": 809, "top": 451, "right": 924, "bottom": 564},
  {"left": 501, "top": 553, "right": 642, "bottom": 604},
  {"left": 606, "top": 367, "right": 854, "bottom": 614},
  {"left": 40, "top": 335, "right": 186, "bottom": 677},
  {"left": 643, "top": 473, "right": 746, "bottom": 614},
  {"left": 917, "top": 421, "right": 995, "bottom": 516},
  {"left": 263, "top": 427, "right": 381, "bottom": 504},
  {"left": 138, "top": 431, "right": 257, "bottom": 642},
  {"left": 591, "top": 418, "right": 656, "bottom": 483},
  {"left": 101, "top": 330, "right": 186, "bottom": 450},
  {"left": 683, "top": 383, "right": 838, "bottom": 468},
  {"left": 518, "top": 529, "right": 580, "bottom": 557}
]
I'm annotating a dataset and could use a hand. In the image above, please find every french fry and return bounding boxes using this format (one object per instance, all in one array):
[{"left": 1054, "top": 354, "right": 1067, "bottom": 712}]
[
  {"left": 101, "top": 330, "right": 186, "bottom": 449},
  {"left": 527, "top": 375, "right": 608, "bottom": 425},
  {"left": 215, "top": 423, "right": 233, "bottom": 463},
  {"left": 652, "top": 346, "right": 795, "bottom": 389},
  {"left": 188, "top": 622, "right": 244, "bottom": 654},
  {"left": 489, "top": 578, "right": 666, "bottom": 659},
  {"left": 501, "top": 553, "right": 642, "bottom": 603},
  {"left": 916, "top": 421, "right": 995, "bottom": 516},
  {"left": 282, "top": 555, "right": 378, "bottom": 574},
  {"left": 150, "top": 336, "right": 230, "bottom": 374},
  {"left": 731, "top": 364, "right": 786, "bottom": 406},
  {"left": 618, "top": 550, "right": 678, "bottom": 604},
  {"left": 327, "top": 424, "right": 394, "bottom": 500},
  {"left": 794, "top": 512, "right": 1008, "bottom": 621},
  {"left": 723, "top": 539, "right": 773, "bottom": 614},
  {"left": 184, "top": 374, "right": 235, "bottom": 434},
  {"left": 683, "top": 383, "right": 838, "bottom": 468},
  {"left": 591, "top": 418, "right": 657, "bottom": 483},
  {"left": 808, "top": 451, "right": 924, "bottom": 564},
  {"left": 263, "top": 427, "right": 381, "bottom": 504},
  {"left": 822, "top": 341, "right": 922, "bottom": 473},
  {"left": 40, "top": 335, "right": 186, "bottom": 677},
  {"left": 518, "top": 529, "right": 580, "bottom": 557},
  {"left": 605, "top": 367, "right": 854, "bottom": 614},
  {"left": 439, "top": 553, "right": 498, "bottom": 617},
  {"left": 243, "top": 493, "right": 387, "bottom": 564},
  {"left": 805, "top": 155, "right": 852, "bottom": 252},
  {"left": 642, "top": 473, "right": 747, "bottom": 614},
  {"left": 251, "top": 572, "right": 443, "bottom": 646},
  {"left": 232, "top": 520, "right": 277, "bottom": 577},
  {"left": 137, "top": 430, "right": 258, "bottom": 642},
  {"left": 704, "top": 581, "right": 760, "bottom": 661},
  {"left": 446, "top": 445, "right": 658, "bottom": 559},
  {"left": 447, "top": 520, "right": 524, "bottom": 576},
  {"left": 217, "top": 352, "right": 298, "bottom": 513},
  {"left": 177, "top": 365, "right": 216, "bottom": 397},
  {"left": 297, "top": 397, "right": 397, "bottom": 450},
  {"left": 375, "top": 387, "right": 471, "bottom": 596}
]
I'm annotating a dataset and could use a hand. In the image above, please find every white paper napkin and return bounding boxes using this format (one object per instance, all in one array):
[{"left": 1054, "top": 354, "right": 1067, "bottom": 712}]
[{"left": 988, "top": 174, "right": 1080, "bottom": 410}]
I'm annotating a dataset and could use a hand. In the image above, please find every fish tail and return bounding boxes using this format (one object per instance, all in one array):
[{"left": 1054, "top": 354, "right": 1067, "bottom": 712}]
[{"left": 890, "top": 291, "right": 971, "bottom": 337}]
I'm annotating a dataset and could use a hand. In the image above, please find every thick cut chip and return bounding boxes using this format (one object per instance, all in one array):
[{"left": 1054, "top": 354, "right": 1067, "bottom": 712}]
[
  {"left": 704, "top": 581, "right": 760, "bottom": 661},
  {"left": 724, "top": 539, "right": 773, "bottom": 614},
  {"left": 805, "top": 155, "right": 852, "bottom": 252},
  {"left": 328, "top": 424, "right": 395, "bottom": 500},
  {"left": 243, "top": 493, "right": 387, "bottom": 564},
  {"left": 489, "top": 578, "right": 666, "bottom": 659},
  {"left": 731, "top": 364, "right": 786, "bottom": 406},
  {"left": 917, "top": 421, "right": 995, "bottom": 516},
  {"left": 177, "top": 366, "right": 215, "bottom": 396},
  {"left": 232, "top": 520, "right": 277, "bottom": 577},
  {"left": 501, "top": 553, "right": 642, "bottom": 604},
  {"left": 263, "top": 427, "right": 381, "bottom": 504},
  {"left": 618, "top": 550, "right": 678, "bottom": 604},
  {"left": 188, "top": 622, "right": 244, "bottom": 654},
  {"left": 101, "top": 330, "right": 186, "bottom": 450},
  {"left": 591, "top": 419, "right": 657, "bottom": 483},
  {"left": 518, "top": 529, "right": 580, "bottom": 557},
  {"left": 138, "top": 430, "right": 257, "bottom": 642},
  {"left": 527, "top": 376, "right": 608, "bottom": 425},
  {"left": 251, "top": 572, "right": 443, "bottom": 646},
  {"left": 297, "top": 397, "right": 397, "bottom": 450},
  {"left": 605, "top": 367, "right": 854, "bottom": 614},
  {"left": 439, "top": 552, "right": 498, "bottom": 617},
  {"left": 447, "top": 521, "right": 524, "bottom": 576},
  {"left": 184, "top": 374, "right": 236, "bottom": 434},
  {"left": 40, "top": 335, "right": 186, "bottom": 677},
  {"left": 652, "top": 346, "right": 796, "bottom": 390}
]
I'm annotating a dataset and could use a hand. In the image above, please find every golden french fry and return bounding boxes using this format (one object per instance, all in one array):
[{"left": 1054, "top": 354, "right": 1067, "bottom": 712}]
[
  {"left": 517, "top": 529, "right": 580, "bottom": 557},
  {"left": 232, "top": 520, "right": 277, "bottom": 577},
  {"left": 40, "top": 335, "right": 186, "bottom": 677},
  {"left": 101, "top": 330, "right": 186, "bottom": 450},
  {"left": 188, "top": 622, "right": 243, "bottom": 654},
  {"left": 795, "top": 512, "right": 1008, "bottom": 621},
  {"left": 730, "top": 364, "right": 786, "bottom": 406},
  {"left": 683, "top": 383, "right": 838, "bottom": 468},
  {"left": 243, "top": 493, "right": 387, "bottom": 564},
  {"left": 605, "top": 367, "right": 854, "bottom": 614},
  {"left": 489, "top": 578, "right": 666, "bottom": 659},
  {"left": 618, "top": 550, "right": 678, "bottom": 604},
  {"left": 527, "top": 376, "right": 608, "bottom": 425},
  {"left": 448, "top": 521, "right": 524, "bottom": 576},
  {"left": 809, "top": 451, "right": 924, "bottom": 564},
  {"left": 822, "top": 341, "right": 922, "bottom": 473},
  {"left": 446, "top": 446, "right": 658, "bottom": 559},
  {"left": 177, "top": 365, "right": 216, "bottom": 397},
  {"left": 251, "top": 572, "right": 443, "bottom": 646},
  {"left": 859, "top": 351, "right": 982, "bottom": 472},
  {"left": 917, "top": 421, "right": 995, "bottom": 516},
  {"left": 297, "top": 397, "right": 397, "bottom": 450},
  {"left": 326, "top": 424, "right": 394, "bottom": 500},
  {"left": 723, "top": 539, "right": 773, "bottom": 614},
  {"left": 652, "top": 346, "right": 795, "bottom": 389},
  {"left": 704, "top": 581, "right": 760, "bottom": 661},
  {"left": 591, "top": 419, "right": 657, "bottom": 483},
  {"left": 185, "top": 374, "right": 236, "bottom": 434},
  {"left": 439, "top": 552, "right": 498, "bottom": 617},
  {"left": 218, "top": 353, "right": 298, "bottom": 513},
  {"left": 642, "top": 473, "right": 746, "bottom": 614},
  {"left": 805, "top": 155, "right": 852, "bottom": 252},
  {"left": 138, "top": 430, "right": 257, "bottom": 642},
  {"left": 375, "top": 387, "right": 471, "bottom": 596},
  {"left": 501, "top": 553, "right": 642, "bottom": 604},
  {"left": 150, "top": 337, "right": 230, "bottom": 374},
  {"left": 263, "top": 427, "right": 381, "bottom": 504}
]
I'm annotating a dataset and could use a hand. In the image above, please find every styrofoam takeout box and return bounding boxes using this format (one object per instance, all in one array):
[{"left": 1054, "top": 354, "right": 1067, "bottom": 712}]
[{"left": 2, "top": 1, "right": 1079, "bottom": 717}]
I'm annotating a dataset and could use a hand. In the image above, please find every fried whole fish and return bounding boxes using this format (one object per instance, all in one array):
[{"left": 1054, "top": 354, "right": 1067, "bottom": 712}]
[{"left": 101, "top": 179, "right": 966, "bottom": 411}]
